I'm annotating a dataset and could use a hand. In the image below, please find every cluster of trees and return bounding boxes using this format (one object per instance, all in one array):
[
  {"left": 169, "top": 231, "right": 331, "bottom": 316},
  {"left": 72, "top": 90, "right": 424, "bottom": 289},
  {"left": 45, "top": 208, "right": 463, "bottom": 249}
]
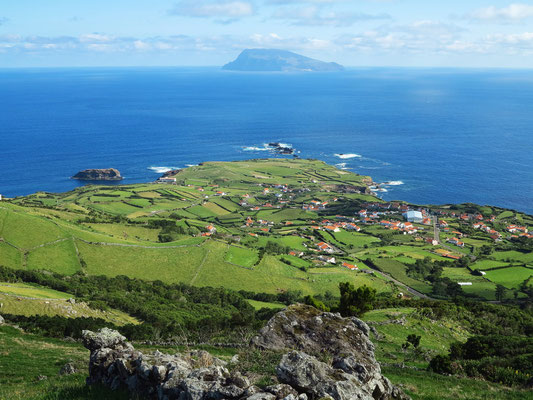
[
  {"left": 238, "top": 289, "right": 304, "bottom": 305},
  {"left": 303, "top": 283, "right": 377, "bottom": 318},
  {"left": 429, "top": 335, "right": 533, "bottom": 387},
  {"left": 0, "top": 266, "right": 268, "bottom": 342},
  {"left": 151, "top": 219, "right": 199, "bottom": 242},
  {"left": 1, "top": 314, "right": 118, "bottom": 339}
]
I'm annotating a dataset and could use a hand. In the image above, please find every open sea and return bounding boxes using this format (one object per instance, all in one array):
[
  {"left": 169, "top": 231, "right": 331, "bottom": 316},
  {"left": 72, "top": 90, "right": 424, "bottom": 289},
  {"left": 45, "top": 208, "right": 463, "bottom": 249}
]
[{"left": 0, "top": 67, "right": 532, "bottom": 214}]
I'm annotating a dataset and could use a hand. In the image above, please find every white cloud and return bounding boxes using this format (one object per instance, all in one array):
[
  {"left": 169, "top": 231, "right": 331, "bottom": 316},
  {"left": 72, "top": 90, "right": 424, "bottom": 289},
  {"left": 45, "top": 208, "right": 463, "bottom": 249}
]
[
  {"left": 168, "top": 1, "right": 254, "bottom": 18},
  {"left": 468, "top": 3, "right": 533, "bottom": 23},
  {"left": 80, "top": 33, "right": 112, "bottom": 42},
  {"left": 272, "top": 5, "right": 390, "bottom": 26}
]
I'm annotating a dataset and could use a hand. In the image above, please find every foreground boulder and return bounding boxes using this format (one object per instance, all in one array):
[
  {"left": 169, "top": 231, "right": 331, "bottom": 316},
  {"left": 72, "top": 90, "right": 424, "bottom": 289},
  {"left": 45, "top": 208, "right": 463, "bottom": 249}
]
[
  {"left": 252, "top": 305, "right": 408, "bottom": 400},
  {"left": 82, "top": 305, "right": 408, "bottom": 399}
]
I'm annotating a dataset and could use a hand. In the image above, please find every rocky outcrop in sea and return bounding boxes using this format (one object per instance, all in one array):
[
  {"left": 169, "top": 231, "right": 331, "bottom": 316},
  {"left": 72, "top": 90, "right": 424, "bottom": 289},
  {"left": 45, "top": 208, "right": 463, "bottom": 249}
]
[
  {"left": 82, "top": 304, "right": 409, "bottom": 399},
  {"left": 72, "top": 168, "right": 123, "bottom": 181}
]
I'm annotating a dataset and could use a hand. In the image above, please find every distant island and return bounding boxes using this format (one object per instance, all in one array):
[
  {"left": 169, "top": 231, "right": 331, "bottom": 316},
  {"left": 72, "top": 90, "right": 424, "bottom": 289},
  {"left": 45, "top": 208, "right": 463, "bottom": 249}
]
[
  {"left": 72, "top": 168, "right": 123, "bottom": 181},
  {"left": 222, "top": 49, "right": 344, "bottom": 72}
]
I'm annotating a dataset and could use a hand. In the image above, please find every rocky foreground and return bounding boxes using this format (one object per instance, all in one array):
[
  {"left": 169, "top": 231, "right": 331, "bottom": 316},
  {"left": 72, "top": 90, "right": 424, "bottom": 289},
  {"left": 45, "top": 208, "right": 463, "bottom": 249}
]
[{"left": 82, "top": 305, "right": 408, "bottom": 400}]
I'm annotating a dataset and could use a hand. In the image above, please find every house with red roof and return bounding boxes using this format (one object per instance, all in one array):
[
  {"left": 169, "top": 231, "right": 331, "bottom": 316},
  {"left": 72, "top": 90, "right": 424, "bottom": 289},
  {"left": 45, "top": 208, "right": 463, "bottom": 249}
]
[{"left": 342, "top": 262, "right": 358, "bottom": 270}]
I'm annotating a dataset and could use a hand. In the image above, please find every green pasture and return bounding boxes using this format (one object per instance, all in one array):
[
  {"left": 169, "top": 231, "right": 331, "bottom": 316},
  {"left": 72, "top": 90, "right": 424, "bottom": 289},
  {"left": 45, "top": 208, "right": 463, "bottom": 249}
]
[
  {"left": 225, "top": 245, "right": 258, "bottom": 267},
  {"left": 484, "top": 267, "right": 533, "bottom": 289},
  {"left": 492, "top": 250, "right": 533, "bottom": 264},
  {"left": 26, "top": 239, "right": 81, "bottom": 275}
]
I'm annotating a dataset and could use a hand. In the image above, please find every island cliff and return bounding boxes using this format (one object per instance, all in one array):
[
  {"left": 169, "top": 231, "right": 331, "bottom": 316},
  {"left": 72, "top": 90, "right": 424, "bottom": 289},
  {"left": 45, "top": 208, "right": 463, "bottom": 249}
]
[
  {"left": 72, "top": 168, "right": 123, "bottom": 181},
  {"left": 223, "top": 49, "right": 344, "bottom": 72}
]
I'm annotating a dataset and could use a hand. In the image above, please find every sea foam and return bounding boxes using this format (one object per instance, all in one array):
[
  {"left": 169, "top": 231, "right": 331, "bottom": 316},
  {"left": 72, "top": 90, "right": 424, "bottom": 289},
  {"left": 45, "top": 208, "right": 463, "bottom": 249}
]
[
  {"left": 148, "top": 166, "right": 179, "bottom": 174},
  {"left": 334, "top": 153, "right": 361, "bottom": 159},
  {"left": 383, "top": 181, "right": 404, "bottom": 186},
  {"left": 243, "top": 146, "right": 270, "bottom": 151}
]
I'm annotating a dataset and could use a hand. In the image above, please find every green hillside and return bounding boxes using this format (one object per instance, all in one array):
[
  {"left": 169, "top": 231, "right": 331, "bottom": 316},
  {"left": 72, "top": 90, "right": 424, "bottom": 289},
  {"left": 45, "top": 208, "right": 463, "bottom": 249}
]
[{"left": 0, "top": 158, "right": 531, "bottom": 301}]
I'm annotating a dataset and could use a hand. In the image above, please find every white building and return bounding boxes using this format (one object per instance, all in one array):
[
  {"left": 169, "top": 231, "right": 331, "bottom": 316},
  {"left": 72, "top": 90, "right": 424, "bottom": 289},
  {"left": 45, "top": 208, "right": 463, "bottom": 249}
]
[
  {"left": 402, "top": 211, "right": 424, "bottom": 223},
  {"left": 158, "top": 177, "right": 176, "bottom": 184}
]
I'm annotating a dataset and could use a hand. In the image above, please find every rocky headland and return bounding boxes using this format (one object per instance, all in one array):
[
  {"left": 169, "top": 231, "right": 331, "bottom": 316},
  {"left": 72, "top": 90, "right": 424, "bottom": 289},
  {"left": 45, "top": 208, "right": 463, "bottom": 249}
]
[
  {"left": 72, "top": 168, "right": 123, "bottom": 181},
  {"left": 82, "top": 304, "right": 408, "bottom": 400}
]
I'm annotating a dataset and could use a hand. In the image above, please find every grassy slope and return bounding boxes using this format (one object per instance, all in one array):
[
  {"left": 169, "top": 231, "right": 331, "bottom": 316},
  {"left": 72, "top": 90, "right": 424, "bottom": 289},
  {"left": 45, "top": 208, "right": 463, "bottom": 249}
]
[
  {"left": 0, "top": 283, "right": 138, "bottom": 326},
  {"left": 363, "top": 308, "right": 531, "bottom": 399}
]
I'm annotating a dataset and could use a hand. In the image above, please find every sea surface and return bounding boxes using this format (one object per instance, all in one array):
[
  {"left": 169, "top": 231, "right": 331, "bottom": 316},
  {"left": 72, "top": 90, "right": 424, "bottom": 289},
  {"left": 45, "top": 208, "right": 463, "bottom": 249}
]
[{"left": 0, "top": 67, "right": 532, "bottom": 214}]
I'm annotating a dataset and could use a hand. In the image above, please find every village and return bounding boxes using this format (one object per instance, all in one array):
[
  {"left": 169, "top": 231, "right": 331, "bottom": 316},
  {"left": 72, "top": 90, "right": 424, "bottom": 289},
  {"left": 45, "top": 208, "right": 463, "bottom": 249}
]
[{"left": 154, "top": 174, "right": 532, "bottom": 288}]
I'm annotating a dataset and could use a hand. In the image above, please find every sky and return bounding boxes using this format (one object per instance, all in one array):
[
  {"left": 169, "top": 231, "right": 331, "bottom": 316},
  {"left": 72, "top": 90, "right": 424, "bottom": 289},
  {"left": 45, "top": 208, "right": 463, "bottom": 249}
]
[{"left": 1, "top": 1, "right": 533, "bottom": 67}]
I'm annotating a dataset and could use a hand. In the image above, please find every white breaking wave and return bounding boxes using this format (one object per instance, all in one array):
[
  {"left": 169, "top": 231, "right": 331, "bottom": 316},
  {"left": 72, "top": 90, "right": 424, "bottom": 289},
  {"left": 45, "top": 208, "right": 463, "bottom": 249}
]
[
  {"left": 382, "top": 181, "right": 404, "bottom": 186},
  {"left": 335, "top": 163, "right": 347, "bottom": 168},
  {"left": 148, "top": 166, "right": 179, "bottom": 174},
  {"left": 334, "top": 153, "right": 361, "bottom": 159},
  {"left": 370, "top": 188, "right": 388, "bottom": 193},
  {"left": 243, "top": 146, "right": 270, "bottom": 151},
  {"left": 185, "top": 164, "right": 198, "bottom": 167}
]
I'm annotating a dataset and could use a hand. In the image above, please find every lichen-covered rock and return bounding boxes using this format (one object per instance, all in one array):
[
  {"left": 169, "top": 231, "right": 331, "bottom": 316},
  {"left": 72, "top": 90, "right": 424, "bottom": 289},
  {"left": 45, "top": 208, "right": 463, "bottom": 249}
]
[
  {"left": 82, "top": 328, "right": 253, "bottom": 399},
  {"left": 82, "top": 328, "right": 131, "bottom": 351},
  {"left": 254, "top": 304, "right": 409, "bottom": 400}
]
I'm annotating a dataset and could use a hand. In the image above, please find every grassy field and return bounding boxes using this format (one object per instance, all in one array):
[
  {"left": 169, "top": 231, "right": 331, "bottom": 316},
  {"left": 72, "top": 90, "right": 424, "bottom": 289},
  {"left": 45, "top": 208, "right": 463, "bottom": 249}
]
[
  {"left": 0, "top": 282, "right": 71, "bottom": 299},
  {"left": 363, "top": 307, "right": 469, "bottom": 368},
  {"left": 246, "top": 299, "right": 286, "bottom": 310},
  {"left": 484, "top": 267, "right": 533, "bottom": 289},
  {"left": 384, "top": 368, "right": 531, "bottom": 400},
  {"left": 492, "top": 251, "right": 533, "bottom": 264},
  {"left": 225, "top": 245, "right": 259, "bottom": 267},
  {"left": 441, "top": 267, "right": 500, "bottom": 300}
]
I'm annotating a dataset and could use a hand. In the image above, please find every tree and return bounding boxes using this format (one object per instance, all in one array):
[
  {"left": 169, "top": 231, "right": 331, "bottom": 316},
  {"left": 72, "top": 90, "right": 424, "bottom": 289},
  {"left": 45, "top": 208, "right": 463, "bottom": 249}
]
[
  {"left": 304, "top": 295, "right": 330, "bottom": 312},
  {"left": 338, "top": 282, "right": 376, "bottom": 317},
  {"left": 428, "top": 355, "right": 453, "bottom": 375},
  {"left": 495, "top": 284, "right": 506, "bottom": 302},
  {"left": 406, "top": 334, "right": 421, "bottom": 348}
]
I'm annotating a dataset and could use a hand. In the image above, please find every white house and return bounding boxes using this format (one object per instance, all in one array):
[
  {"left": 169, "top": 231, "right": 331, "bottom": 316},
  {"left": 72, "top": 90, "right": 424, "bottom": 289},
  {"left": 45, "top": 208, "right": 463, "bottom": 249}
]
[
  {"left": 402, "top": 211, "right": 424, "bottom": 223},
  {"left": 158, "top": 177, "right": 176, "bottom": 184}
]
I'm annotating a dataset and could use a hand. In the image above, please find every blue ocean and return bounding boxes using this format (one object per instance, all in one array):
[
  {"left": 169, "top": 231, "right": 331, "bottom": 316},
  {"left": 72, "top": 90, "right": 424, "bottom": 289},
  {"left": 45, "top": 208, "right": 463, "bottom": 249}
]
[{"left": 0, "top": 67, "right": 532, "bottom": 214}]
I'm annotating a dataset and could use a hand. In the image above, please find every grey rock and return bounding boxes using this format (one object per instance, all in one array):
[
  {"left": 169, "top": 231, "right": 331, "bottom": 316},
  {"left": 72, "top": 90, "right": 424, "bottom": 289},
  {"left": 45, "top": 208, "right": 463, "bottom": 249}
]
[
  {"left": 265, "top": 383, "right": 298, "bottom": 399},
  {"left": 253, "top": 305, "right": 408, "bottom": 400},
  {"left": 246, "top": 393, "right": 276, "bottom": 400},
  {"left": 82, "top": 328, "right": 130, "bottom": 351},
  {"left": 59, "top": 362, "right": 77, "bottom": 375},
  {"left": 276, "top": 351, "right": 331, "bottom": 393},
  {"left": 0, "top": 314, "right": 4, "bottom": 325}
]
